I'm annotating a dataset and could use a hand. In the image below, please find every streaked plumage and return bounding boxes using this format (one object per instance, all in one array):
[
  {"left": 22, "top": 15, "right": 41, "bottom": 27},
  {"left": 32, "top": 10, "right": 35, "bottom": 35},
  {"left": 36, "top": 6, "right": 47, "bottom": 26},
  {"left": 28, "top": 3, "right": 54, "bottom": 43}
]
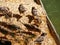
[
  {"left": 32, "top": 7, "right": 38, "bottom": 16},
  {"left": 18, "top": 4, "right": 26, "bottom": 13}
]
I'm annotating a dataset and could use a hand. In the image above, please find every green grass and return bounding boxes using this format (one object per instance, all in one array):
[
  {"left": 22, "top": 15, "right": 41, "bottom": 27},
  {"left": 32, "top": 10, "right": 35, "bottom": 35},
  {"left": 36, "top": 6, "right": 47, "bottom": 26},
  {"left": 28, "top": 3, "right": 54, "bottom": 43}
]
[{"left": 42, "top": 0, "right": 60, "bottom": 36}]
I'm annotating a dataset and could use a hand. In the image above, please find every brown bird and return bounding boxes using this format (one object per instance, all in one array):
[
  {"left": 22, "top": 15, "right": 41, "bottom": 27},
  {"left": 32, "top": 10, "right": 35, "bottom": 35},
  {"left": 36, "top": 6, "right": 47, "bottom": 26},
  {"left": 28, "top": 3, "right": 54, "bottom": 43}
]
[{"left": 18, "top": 4, "right": 26, "bottom": 13}]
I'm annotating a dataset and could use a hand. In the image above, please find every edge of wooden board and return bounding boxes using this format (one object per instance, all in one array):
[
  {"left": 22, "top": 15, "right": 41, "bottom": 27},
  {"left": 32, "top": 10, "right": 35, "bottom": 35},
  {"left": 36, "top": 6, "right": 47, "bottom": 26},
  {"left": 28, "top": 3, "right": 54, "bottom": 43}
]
[{"left": 36, "top": 0, "right": 60, "bottom": 45}]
